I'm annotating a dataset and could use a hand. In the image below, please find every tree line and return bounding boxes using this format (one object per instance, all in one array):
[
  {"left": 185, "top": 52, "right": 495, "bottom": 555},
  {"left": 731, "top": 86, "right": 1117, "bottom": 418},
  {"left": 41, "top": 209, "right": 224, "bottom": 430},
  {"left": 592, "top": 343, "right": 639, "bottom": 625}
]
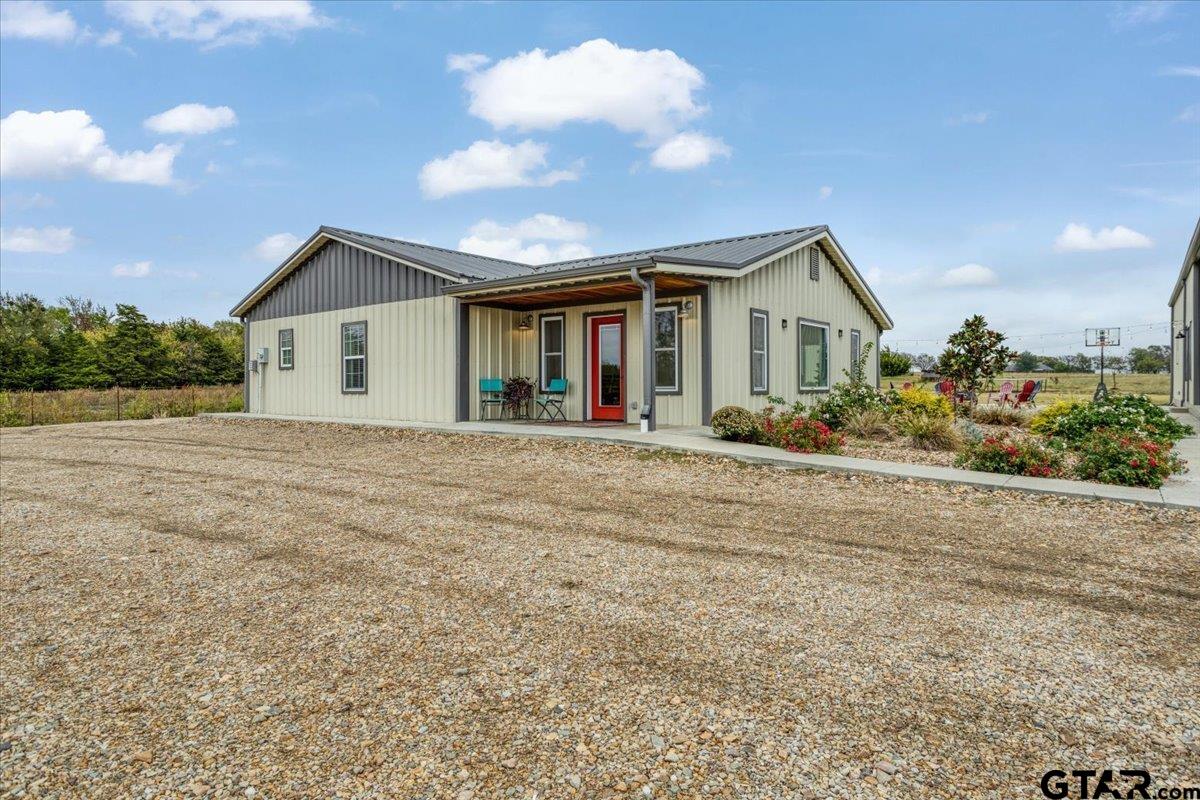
[
  {"left": 881, "top": 344, "right": 1170, "bottom": 377},
  {"left": 1, "top": 293, "right": 243, "bottom": 391}
]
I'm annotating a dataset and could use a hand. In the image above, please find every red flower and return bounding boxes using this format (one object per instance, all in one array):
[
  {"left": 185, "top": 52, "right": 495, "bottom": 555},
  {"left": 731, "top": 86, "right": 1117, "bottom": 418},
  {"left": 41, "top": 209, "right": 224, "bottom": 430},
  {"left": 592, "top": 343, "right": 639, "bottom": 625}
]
[{"left": 1130, "top": 459, "right": 1140, "bottom": 468}]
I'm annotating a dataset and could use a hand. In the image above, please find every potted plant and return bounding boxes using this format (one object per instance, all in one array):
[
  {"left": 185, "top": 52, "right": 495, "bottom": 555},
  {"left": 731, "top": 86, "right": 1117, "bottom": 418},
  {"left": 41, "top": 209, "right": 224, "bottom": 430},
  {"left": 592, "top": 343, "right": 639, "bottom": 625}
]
[{"left": 502, "top": 376, "right": 535, "bottom": 418}]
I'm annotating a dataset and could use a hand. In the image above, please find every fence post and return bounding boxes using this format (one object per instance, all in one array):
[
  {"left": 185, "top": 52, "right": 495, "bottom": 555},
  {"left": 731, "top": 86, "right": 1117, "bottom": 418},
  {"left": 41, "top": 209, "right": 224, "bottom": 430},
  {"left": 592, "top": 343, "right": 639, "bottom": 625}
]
[
  {"left": 29, "top": 389, "right": 34, "bottom": 426},
  {"left": 191, "top": 384, "right": 196, "bottom": 417},
  {"left": 116, "top": 384, "right": 121, "bottom": 421}
]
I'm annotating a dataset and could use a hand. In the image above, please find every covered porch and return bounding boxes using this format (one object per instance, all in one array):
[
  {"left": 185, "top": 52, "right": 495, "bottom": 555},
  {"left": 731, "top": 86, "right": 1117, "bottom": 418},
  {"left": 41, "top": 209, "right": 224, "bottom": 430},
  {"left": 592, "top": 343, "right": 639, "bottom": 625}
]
[{"left": 450, "top": 268, "right": 712, "bottom": 430}]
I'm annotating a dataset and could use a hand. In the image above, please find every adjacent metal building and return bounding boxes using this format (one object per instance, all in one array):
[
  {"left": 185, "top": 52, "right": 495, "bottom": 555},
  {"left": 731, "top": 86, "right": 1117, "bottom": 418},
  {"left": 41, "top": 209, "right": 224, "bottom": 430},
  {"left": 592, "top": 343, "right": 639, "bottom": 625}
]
[
  {"left": 231, "top": 224, "right": 893, "bottom": 429},
  {"left": 1170, "top": 216, "right": 1200, "bottom": 416}
]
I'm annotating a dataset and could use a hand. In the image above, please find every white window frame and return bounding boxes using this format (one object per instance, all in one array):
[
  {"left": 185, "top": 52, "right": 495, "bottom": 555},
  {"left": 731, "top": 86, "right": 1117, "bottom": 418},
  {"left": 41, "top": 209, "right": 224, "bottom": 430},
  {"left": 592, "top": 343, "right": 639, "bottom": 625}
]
[
  {"left": 539, "top": 314, "right": 565, "bottom": 391},
  {"left": 341, "top": 321, "right": 367, "bottom": 394},
  {"left": 278, "top": 328, "right": 294, "bottom": 370},
  {"left": 797, "top": 318, "right": 830, "bottom": 391},
  {"left": 654, "top": 305, "right": 680, "bottom": 394},
  {"left": 750, "top": 309, "right": 769, "bottom": 395}
]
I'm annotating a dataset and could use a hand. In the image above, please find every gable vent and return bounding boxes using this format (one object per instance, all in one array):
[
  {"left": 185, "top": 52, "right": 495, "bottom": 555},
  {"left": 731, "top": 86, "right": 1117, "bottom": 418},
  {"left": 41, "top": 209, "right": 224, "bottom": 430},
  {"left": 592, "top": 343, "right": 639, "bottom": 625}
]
[{"left": 808, "top": 247, "right": 820, "bottom": 281}]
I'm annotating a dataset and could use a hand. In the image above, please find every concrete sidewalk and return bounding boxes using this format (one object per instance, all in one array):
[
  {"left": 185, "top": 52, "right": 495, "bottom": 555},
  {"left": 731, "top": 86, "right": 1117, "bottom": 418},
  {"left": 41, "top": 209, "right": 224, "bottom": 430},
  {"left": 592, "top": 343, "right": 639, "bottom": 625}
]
[{"left": 207, "top": 412, "right": 1200, "bottom": 510}]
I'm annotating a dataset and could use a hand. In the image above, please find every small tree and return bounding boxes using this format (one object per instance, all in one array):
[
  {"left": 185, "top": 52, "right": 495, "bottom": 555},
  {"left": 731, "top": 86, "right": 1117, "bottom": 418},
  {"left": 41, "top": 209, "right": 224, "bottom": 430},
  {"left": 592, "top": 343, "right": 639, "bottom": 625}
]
[
  {"left": 937, "top": 315, "right": 1015, "bottom": 402},
  {"left": 879, "top": 346, "right": 912, "bottom": 377},
  {"left": 1013, "top": 350, "right": 1039, "bottom": 372}
]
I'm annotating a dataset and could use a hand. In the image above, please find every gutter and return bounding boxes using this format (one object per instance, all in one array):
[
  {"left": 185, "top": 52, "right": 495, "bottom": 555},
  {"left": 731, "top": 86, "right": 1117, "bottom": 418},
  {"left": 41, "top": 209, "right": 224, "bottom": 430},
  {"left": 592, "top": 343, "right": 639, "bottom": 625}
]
[{"left": 630, "top": 266, "right": 656, "bottom": 433}]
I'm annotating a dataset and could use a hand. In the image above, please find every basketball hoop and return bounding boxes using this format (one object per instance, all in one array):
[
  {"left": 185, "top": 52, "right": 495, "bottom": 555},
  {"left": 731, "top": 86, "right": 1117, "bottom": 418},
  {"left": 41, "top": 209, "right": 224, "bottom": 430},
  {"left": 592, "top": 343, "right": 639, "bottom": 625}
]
[{"left": 1085, "top": 327, "right": 1120, "bottom": 400}]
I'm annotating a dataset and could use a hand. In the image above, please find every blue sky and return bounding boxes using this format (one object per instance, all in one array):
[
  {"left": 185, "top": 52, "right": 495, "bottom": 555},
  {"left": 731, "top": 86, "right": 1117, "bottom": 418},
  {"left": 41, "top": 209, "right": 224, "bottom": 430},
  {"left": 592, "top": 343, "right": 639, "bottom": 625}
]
[{"left": 1, "top": 0, "right": 1197, "bottom": 356}]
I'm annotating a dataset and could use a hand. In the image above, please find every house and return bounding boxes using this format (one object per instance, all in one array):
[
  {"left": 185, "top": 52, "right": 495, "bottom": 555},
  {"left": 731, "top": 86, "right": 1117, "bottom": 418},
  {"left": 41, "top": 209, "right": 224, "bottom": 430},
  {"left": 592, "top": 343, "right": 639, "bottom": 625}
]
[
  {"left": 1170, "top": 216, "right": 1200, "bottom": 416},
  {"left": 231, "top": 225, "right": 893, "bottom": 430}
]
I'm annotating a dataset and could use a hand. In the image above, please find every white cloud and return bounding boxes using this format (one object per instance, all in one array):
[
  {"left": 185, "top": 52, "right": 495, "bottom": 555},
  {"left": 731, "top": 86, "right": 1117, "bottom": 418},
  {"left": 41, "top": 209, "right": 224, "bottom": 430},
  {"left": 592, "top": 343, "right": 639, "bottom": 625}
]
[
  {"left": 1, "top": 109, "right": 179, "bottom": 186},
  {"left": 947, "top": 111, "right": 991, "bottom": 125},
  {"left": 144, "top": 103, "right": 237, "bottom": 135},
  {"left": 818, "top": 185, "right": 834, "bottom": 200},
  {"left": 253, "top": 232, "right": 302, "bottom": 262},
  {"left": 1109, "top": 0, "right": 1173, "bottom": 29},
  {"left": 649, "top": 132, "right": 731, "bottom": 171},
  {"left": 0, "top": 1, "right": 77, "bottom": 42},
  {"left": 0, "top": 225, "right": 75, "bottom": 253},
  {"left": 418, "top": 139, "right": 579, "bottom": 199},
  {"left": 1053, "top": 222, "right": 1153, "bottom": 252},
  {"left": 94, "top": 28, "right": 123, "bottom": 47},
  {"left": 205, "top": 160, "right": 220, "bottom": 174},
  {"left": 1158, "top": 65, "right": 1200, "bottom": 77},
  {"left": 1177, "top": 104, "right": 1200, "bottom": 123},
  {"left": 105, "top": 0, "right": 329, "bottom": 48},
  {"left": 112, "top": 260, "right": 152, "bottom": 278},
  {"left": 1, "top": 192, "right": 55, "bottom": 211},
  {"left": 936, "top": 263, "right": 998, "bottom": 287},
  {"left": 458, "top": 38, "right": 707, "bottom": 141},
  {"left": 447, "top": 52, "right": 489, "bottom": 73},
  {"left": 457, "top": 214, "right": 593, "bottom": 265}
]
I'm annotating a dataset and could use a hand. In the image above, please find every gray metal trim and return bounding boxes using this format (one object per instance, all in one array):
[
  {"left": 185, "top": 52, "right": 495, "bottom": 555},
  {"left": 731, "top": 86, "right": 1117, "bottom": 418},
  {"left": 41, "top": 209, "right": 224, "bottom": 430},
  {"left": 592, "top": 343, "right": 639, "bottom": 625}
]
[
  {"left": 1194, "top": 271, "right": 1200, "bottom": 405},
  {"left": 581, "top": 309, "right": 628, "bottom": 422},
  {"left": 340, "top": 320, "right": 368, "bottom": 395},
  {"left": 470, "top": 286, "right": 701, "bottom": 313},
  {"left": 700, "top": 286, "right": 712, "bottom": 425},
  {"left": 749, "top": 307, "right": 769, "bottom": 396},
  {"left": 796, "top": 317, "right": 832, "bottom": 393},
  {"left": 242, "top": 317, "right": 249, "bottom": 412},
  {"left": 456, "top": 300, "right": 469, "bottom": 422},
  {"left": 1168, "top": 217, "right": 1200, "bottom": 307},
  {"left": 875, "top": 329, "right": 881, "bottom": 389},
  {"left": 537, "top": 312, "right": 566, "bottom": 392},
  {"left": 653, "top": 301, "right": 683, "bottom": 397},
  {"left": 278, "top": 328, "right": 294, "bottom": 370}
]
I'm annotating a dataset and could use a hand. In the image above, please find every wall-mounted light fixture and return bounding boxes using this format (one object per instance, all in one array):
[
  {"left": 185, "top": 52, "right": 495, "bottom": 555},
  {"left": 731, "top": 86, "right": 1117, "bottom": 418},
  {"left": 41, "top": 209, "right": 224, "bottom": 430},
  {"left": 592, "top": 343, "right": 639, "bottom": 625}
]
[
  {"left": 781, "top": 319, "right": 788, "bottom": 330},
  {"left": 517, "top": 313, "right": 534, "bottom": 330},
  {"left": 838, "top": 328, "right": 844, "bottom": 338},
  {"left": 680, "top": 300, "right": 696, "bottom": 317}
]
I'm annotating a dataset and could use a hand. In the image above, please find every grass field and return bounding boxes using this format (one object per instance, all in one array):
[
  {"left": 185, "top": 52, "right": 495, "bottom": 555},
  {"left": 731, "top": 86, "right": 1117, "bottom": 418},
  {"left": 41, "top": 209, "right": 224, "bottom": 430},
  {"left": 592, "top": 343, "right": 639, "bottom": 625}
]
[
  {"left": 0, "top": 384, "right": 243, "bottom": 427},
  {"left": 882, "top": 371, "right": 1170, "bottom": 404}
]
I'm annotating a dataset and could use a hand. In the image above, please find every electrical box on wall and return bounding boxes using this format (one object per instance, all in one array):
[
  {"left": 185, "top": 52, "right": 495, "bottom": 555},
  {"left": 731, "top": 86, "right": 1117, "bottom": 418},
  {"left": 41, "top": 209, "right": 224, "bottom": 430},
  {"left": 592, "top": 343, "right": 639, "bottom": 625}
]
[{"left": 256, "top": 347, "right": 269, "bottom": 363}]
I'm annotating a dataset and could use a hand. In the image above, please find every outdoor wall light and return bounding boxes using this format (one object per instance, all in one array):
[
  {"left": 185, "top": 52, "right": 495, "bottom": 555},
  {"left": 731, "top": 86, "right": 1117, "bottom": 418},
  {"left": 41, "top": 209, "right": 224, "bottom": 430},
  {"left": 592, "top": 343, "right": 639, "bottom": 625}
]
[
  {"left": 1177, "top": 330, "right": 1187, "bottom": 339},
  {"left": 680, "top": 300, "right": 695, "bottom": 317},
  {"left": 517, "top": 313, "right": 533, "bottom": 330},
  {"left": 838, "top": 328, "right": 843, "bottom": 338},
  {"left": 781, "top": 319, "right": 788, "bottom": 330}
]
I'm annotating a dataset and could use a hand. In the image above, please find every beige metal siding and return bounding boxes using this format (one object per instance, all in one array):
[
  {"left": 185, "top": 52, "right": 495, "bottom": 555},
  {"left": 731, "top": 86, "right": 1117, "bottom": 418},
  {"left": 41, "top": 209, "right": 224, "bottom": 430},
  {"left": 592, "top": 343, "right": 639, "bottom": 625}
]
[
  {"left": 246, "top": 296, "right": 457, "bottom": 422},
  {"left": 1172, "top": 263, "right": 1195, "bottom": 409},
  {"left": 469, "top": 295, "right": 703, "bottom": 425},
  {"left": 710, "top": 244, "right": 881, "bottom": 411}
]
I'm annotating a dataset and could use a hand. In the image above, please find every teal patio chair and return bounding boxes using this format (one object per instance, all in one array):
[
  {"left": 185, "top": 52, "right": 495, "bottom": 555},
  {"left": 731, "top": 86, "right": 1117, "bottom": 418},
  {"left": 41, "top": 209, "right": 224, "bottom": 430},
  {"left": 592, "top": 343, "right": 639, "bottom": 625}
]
[
  {"left": 536, "top": 378, "right": 568, "bottom": 422},
  {"left": 479, "top": 378, "right": 505, "bottom": 420}
]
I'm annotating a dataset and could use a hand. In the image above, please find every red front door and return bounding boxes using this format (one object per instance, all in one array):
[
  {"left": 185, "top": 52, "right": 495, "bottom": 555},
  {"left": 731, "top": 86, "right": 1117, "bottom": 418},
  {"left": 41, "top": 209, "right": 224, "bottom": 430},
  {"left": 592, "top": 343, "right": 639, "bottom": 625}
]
[{"left": 589, "top": 315, "right": 624, "bottom": 421}]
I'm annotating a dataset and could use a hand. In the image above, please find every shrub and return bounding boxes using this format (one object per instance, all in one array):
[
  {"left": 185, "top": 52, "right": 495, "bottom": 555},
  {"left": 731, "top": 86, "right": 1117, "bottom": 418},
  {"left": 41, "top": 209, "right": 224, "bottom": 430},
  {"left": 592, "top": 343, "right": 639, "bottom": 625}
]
[
  {"left": 842, "top": 408, "right": 894, "bottom": 440},
  {"left": 711, "top": 405, "right": 761, "bottom": 443},
  {"left": 956, "top": 418, "right": 985, "bottom": 445},
  {"left": 1035, "top": 394, "right": 1191, "bottom": 445},
  {"left": 1072, "top": 430, "right": 1184, "bottom": 488},
  {"left": 880, "top": 347, "right": 913, "bottom": 377},
  {"left": 1029, "top": 400, "right": 1083, "bottom": 436},
  {"left": 892, "top": 387, "right": 953, "bottom": 420},
  {"left": 970, "top": 404, "right": 1029, "bottom": 427},
  {"left": 809, "top": 383, "right": 889, "bottom": 430},
  {"left": 956, "top": 434, "right": 1066, "bottom": 478},
  {"left": 762, "top": 415, "right": 843, "bottom": 454},
  {"left": 894, "top": 411, "right": 962, "bottom": 451}
]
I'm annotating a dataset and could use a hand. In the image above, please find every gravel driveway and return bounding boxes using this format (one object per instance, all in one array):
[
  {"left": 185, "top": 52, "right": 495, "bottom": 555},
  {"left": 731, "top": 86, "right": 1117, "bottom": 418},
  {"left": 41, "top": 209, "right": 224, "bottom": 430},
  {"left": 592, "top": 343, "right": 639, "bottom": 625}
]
[{"left": 2, "top": 417, "right": 1197, "bottom": 799}]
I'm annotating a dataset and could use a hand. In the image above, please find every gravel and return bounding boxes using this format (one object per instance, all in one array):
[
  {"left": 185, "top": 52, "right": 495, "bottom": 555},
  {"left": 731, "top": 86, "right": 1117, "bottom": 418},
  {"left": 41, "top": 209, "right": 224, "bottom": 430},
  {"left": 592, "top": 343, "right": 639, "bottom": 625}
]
[{"left": 2, "top": 417, "right": 1198, "bottom": 799}]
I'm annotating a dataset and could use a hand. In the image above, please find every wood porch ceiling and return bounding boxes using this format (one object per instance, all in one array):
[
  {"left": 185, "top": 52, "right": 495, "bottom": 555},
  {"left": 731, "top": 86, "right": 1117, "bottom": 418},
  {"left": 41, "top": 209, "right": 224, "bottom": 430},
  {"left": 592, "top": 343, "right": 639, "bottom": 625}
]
[{"left": 464, "top": 275, "right": 707, "bottom": 309}]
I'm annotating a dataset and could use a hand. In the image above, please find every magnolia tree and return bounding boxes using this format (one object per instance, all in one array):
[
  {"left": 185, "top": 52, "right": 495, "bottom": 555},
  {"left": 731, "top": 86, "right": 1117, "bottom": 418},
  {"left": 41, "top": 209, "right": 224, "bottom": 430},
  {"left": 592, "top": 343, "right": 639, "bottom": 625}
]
[{"left": 936, "top": 315, "right": 1015, "bottom": 402}]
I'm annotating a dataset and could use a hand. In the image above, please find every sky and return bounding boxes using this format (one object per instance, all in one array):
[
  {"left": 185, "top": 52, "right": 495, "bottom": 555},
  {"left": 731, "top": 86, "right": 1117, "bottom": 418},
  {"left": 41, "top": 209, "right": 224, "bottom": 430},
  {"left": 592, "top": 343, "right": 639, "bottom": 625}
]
[{"left": 1, "top": 0, "right": 1198, "bottom": 357}]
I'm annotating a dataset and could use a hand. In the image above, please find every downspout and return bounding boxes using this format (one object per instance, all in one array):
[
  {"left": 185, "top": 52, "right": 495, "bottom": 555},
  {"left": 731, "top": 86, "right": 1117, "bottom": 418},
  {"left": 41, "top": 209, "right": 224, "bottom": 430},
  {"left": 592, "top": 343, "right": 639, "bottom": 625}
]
[{"left": 630, "top": 266, "right": 656, "bottom": 433}]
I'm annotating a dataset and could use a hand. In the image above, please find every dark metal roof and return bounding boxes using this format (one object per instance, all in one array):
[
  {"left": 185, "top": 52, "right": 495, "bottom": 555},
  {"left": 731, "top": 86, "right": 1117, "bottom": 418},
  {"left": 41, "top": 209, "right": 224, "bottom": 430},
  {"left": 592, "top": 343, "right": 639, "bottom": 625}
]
[
  {"left": 323, "top": 226, "right": 535, "bottom": 281},
  {"left": 531, "top": 225, "right": 827, "bottom": 274}
]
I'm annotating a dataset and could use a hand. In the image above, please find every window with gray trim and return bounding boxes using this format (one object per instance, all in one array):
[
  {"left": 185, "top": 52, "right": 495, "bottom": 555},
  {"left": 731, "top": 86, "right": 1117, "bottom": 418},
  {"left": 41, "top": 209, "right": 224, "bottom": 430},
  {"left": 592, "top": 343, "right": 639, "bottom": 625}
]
[
  {"left": 654, "top": 305, "right": 679, "bottom": 393},
  {"left": 750, "top": 309, "right": 769, "bottom": 394},
  {"left": 798, "top": 320, "right": 829, "bottom": 390},
  {"left": 278, "top": 328, "right": 294, "bottom": 370},
  {"left": 850, "top": 329, "right": 861, "bottom": 375},
  {"left": 539, "top": 314, "right": 564, "bottom": 390},
  {"left": 342, "top": 322, "right": 366, "bottom": 393}
]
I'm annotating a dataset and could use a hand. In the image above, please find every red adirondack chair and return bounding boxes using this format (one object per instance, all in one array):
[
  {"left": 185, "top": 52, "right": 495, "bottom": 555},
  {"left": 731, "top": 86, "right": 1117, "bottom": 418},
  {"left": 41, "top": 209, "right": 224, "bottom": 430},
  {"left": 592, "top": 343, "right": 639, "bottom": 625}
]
[{"left": 1013, "top": 379, "right": 1037, "bottom": 408}]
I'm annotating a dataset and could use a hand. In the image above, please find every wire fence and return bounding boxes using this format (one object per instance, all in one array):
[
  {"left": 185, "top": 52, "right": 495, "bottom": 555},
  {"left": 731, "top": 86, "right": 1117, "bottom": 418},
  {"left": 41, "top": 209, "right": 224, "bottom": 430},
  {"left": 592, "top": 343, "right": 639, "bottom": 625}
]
[{"left": 1, "top": 384, "right": 244, "bottom": 428}]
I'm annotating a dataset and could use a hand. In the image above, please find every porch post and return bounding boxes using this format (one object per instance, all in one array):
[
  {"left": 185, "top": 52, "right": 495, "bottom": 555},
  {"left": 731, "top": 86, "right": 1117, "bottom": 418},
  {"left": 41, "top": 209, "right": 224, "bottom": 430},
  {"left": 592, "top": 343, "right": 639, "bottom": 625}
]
[
  {"left": 632, "top": 266, "right": 656, "bottom": 432},
  {"left": 698, "top": 285, "right": 712, "bottom": 425},
  {"left": 455, "top": 299, "right": 469, "bottom": 422}
]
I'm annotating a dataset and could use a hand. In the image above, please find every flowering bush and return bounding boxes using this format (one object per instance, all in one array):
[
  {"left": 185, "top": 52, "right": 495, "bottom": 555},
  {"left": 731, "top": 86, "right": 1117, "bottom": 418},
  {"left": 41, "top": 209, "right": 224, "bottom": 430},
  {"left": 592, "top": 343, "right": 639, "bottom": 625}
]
[
  {"left": 1072, "top": 430, "right": 1184, "bottom": 488},
  {"left": 809, "top": 382, "right": 890, "bottom": 429},
  {"left": 1034, "top": 394, "right": 1191, "bottom": 445},
  {"left": 711, "top": 405, "right": 761, "bottom": 443},
  {"left": 761, "top": 413, "right": 844, "bottom": 454},
  {"left": 1029, "top": 400, "right": 1083, "bottom": 436},
  {"left": 955, "top": 434, "right": 1066, "bottom": 478},
  {"left": 892, "top": 387, "right": 953, "bottom": 420}
]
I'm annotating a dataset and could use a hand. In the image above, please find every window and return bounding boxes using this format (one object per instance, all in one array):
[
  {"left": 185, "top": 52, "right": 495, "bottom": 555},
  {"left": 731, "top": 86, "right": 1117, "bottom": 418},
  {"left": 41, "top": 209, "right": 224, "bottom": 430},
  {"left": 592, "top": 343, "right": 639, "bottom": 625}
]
[
  {"left": 798, "top": 319, "right": 829, "bottom": 390},
  {"left": 808, "top": 247, "right": 820, "bottom": 281},
  {"left": 539, "top": 315, "right": 564, "bottom": 390},
  {"left": 341, "top": 321, "right": 366, "bottom": 393},
  {"left": 278, "top": 328, "right": 294, "bottom": 370},
  {"left": 850, "top": 329, "right": 861, "bottom": 374},
  {"left": 750, "top": 309, "right": 769, "bottom": 394},
  {"left": 654, "top": 305, "right": 680, "bottom": 393}
]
